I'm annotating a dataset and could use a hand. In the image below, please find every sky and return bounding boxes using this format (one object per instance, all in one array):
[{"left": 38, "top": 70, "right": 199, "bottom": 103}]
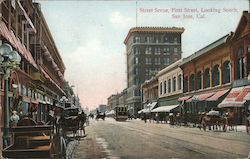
[{"left": 36, "top": 0, "right": 249, "bottom": 110}]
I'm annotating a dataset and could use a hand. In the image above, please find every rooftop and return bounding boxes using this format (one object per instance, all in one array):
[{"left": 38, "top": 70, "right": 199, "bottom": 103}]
[{"left": 124, "top": 27, "right": 185, "bottom": 44}]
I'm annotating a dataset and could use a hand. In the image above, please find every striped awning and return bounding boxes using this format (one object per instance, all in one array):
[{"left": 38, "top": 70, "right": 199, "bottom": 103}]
[
  {"left": 218, "top": 86, "right": 247, "bottom": 108},
  {"left": 206, "top": 89, "right": 229, "bottom": 101}
]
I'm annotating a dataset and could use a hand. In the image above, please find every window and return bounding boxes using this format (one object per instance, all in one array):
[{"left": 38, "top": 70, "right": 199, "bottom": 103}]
[
  {"left": 145, "top": 47, "right": 152, "bottom": 54},
  {"left": 146, "top": 58, "right": 152, "bottom": 65},
  {"left": 173, "top": 77, "right": 176, "bottom": 92},
  {"left": 212, "top": 65, "right": 220, "bottom": 87},
  {"left": 164, "top": 36, "right": 168, "bottom": 42},
  {"left": 134, "top": 47, "right": 139, "bottom": 54},
  {"left": 204, "top": 68, "right": 210, "bottom": 88},
  {"left": 189, "top": 74, "right": 195, "bottom": 92},
  {"left": 160, "top": 82, "right": 163, "bottom": 95},
  {"left": 168, "top": 79, "right": 171, "bottom": 93},
  {"left": 196, "top": 71, "right": 202, "bottom": 90},
  {"left": 134, "top": 68, "right": 138, "bottom": 75},
  {"left": 155, "top": 58, "right": 161, "bottom": 65},
  {"left": 145, "top": 36, "right": 150, "bottom": 43},
  {"left": 184, "top": 76, "right": 188, "bottom": 93},
  {"left": 236, "top": 47, "right": 244, "bottom": 79},
  {"left": 164, "top": 81, "right": 167, "bottom": 94},
  {"left": 155, "top": 48, "right": 161, "bottom": 55},
  {"left": 174, "top": 37, "right": 178, "bottom": 43},
  {"left": 134, "top": 36, "right": 140, "bottom": 43},
  {"left": 174, "top": 47, "right": 178, "bottom": 53},
  {"left": 222, "top": 61, "right": 231, "bottom": 84},
  {"left": 163, "top": 57, "right": 170, "bottom": 65},
  {"left": 178, "top": 74, "right": 182, "bottom": 90},
  {"left": 135, "top": 57, "right": 139, "bottom": 64},
  {"left": 155, "top": 37, "right": 159, "bottom": 43}
]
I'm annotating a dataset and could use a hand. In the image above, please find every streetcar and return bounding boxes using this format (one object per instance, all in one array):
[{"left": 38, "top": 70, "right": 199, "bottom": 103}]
[{"left": 114, "top": 106, "right": 128, "bottom": 121}]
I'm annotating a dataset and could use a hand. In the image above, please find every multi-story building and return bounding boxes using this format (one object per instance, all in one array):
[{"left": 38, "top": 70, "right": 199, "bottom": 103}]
[
  {"left": 107, "top": 93, "right": 119, "bottom": 111},
  {"left": 118, "top": 89, "right": 127, "bottom": 108},
  {"left": 0, "top": 0, "right": 66, "bottom": 151},
  {"left": 179, "top": 33, "right": 232, "bottom": 115},
  {"left": 141, "top": 77, "right": 158, "bottom": 109},
  {"left": 155, "top": 59, "right": 182, "bottom": 113},
  {"left": 124, "top": 27, "right": 184, "bottom": 116},
  {"left": 218, "top": 11, "right": 250, "bottom": 124}
]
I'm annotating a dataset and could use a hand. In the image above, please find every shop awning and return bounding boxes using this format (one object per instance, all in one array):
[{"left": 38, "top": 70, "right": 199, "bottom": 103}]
[
  {"left": 138, "top": 108, "right": 147, "bottom": 114},
  {"left": 186, "top": 92, "right": 214, "bottom": 102},
  {"left": 178, "top": 96, "right": 192, "bottom": 102},
  {"left": 218, "top": 86, "right": 246, "bottom": 108},
  {"left": 151, "top": 105, "right": 179, "bottom": 113},
  {"left": 206, "top": 89, "right": 229, "bottom": 101}
]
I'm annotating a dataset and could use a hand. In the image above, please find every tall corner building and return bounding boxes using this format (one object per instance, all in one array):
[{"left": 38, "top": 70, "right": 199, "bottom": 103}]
[{"left": 124, "top": 27, "right": 185, "bottom": 116}]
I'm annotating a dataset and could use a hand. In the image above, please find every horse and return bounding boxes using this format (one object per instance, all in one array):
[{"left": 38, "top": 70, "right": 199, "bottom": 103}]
[
  {"left": 201, "top": 112, "right": 227, "bottom": 132},
  {"left": 226, "top": 111, "right": 237, "bottom": 132}
]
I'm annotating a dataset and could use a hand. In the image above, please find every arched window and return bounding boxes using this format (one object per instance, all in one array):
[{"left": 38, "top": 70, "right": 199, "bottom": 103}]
[
  {"left": 168, "top": 79, "right": 171, "bottom": 93},
  {"left": 173, "top": 77, "right": 176, "bottom": 92},
  {"left": 222, "top": 61, "right": 231, "bottom": 84},
  {"left": 204, "top": 68, "right": 210, "bottom": 88},
  {"left": 184, "top": 76, "right": 188, "bottom": 93},
  {"left": 164, "top": 81, "right": 167, "bottom": 94},
  {"left": 196, "top": 71, "right": 202, "bottom": 90},
  {"left": 236, "top": 47, "right": 244, "bottom": 79},
  {"left": 178, "top": 74, "right": 182, "bottom": 90},
  {"left": 212, "top": 65, "right": 220, "bottom": 86},
  {"left": 160, "top": 82, "right": 163, "bottom": 95},
  {"left": 189, "top": 74, "right": 195, "bottom": 92}
]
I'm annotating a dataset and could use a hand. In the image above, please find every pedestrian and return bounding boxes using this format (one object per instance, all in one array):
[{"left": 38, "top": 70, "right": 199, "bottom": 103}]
[
  {"left": 156, "top": 112, "right": 159, "bottom": 123},
  {"left": 143, "top": 113, "right": 147, "bottom": 123},
  {"left": 10, "top": 110, "right": 19, "bottom": 127}
]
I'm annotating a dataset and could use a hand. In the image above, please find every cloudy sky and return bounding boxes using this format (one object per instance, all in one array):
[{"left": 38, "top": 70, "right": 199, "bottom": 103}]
[{"left": 37, "top": 0, "right": 248, "bottom": 110}]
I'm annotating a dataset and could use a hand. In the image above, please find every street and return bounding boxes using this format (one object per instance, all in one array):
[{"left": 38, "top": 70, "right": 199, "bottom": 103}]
[{"left": 72, "top": 118, "right": 250, "bottom": 159}]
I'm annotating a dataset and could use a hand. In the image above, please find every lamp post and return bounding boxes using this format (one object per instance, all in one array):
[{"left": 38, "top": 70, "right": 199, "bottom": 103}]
[{"left": 0, "top": 44, "right": 21, "bottom": 148}]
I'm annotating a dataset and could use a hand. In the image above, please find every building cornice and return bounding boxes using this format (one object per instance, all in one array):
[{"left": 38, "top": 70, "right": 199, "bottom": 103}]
[{"left": 124, "top": 27, "right": 185, "bottom": 44}]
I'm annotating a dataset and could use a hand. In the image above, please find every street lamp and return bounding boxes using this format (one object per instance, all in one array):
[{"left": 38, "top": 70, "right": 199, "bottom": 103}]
[{"left": 0, "top": 43, "right": 21, "bottom": 148}]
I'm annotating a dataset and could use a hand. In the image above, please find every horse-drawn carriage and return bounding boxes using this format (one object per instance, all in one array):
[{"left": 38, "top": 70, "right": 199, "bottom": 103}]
[
  {"left": 95, "top": 113, "right": 105, "bottom": 120},
  {"left": 200, "top": 110, "right": 227, "bottom": 131}
]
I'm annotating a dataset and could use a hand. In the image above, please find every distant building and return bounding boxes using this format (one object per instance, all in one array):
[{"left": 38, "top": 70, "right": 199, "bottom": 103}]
[
  {"left": 107, "top": 94, "right": 119, "bottom": 111},
  {"left": 124, "top": 27, "right": 184, "bottom": 116}
]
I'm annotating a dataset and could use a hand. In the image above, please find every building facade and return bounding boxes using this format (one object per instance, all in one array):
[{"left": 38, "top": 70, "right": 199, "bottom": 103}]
[
  {"left": 157, "top": 59, "right": 182, "bottom": 111},
  {"left": 107, "top": 94, "right": 119, "bottom": 111},
  {"left": 124, "top": 27, "right": 184, "bottom": 116},
  {"left": 179, "top": 33, "right": 232, "bottom": 115},
  {"left": 0, "top": 0, "right": 66, "bottom": 151}
]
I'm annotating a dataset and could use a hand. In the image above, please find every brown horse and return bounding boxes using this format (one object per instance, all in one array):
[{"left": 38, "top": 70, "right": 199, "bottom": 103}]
[
  {"left": 201, "top": 113, "right": 227, "bottom": 132},
  {"left": 226, "top": 111, "right": 237, "bottom": 132}
]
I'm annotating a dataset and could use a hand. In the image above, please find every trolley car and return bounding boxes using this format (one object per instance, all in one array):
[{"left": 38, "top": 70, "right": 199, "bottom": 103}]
[{"left": 114, "top": 106, "right": 128, "bottom": 121}]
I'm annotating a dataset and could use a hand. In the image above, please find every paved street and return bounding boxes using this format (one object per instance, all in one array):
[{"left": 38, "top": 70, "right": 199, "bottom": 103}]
[{"left": 73, "top": 118, "right": 250, "bottom": 159}]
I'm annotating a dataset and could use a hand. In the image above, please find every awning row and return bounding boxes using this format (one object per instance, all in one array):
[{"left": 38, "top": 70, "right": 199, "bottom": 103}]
[
  {"left": 178, "top": 89, "right": 229, "bottom": 103},
  {"left": 138, "top": 102, "right": 157, "bottom": 114},
  {"left": 178, "top": 86, "right": 250, "bottom": 108}
]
